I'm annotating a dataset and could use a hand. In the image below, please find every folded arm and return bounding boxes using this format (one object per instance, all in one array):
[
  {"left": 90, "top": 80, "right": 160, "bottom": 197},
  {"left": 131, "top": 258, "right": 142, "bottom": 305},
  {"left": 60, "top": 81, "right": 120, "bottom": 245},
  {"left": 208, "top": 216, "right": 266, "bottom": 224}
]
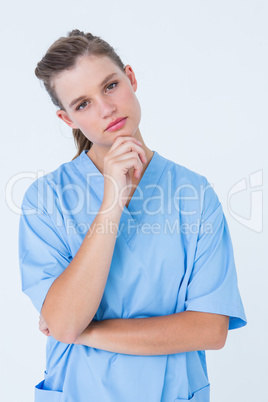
[{"left": 73, "top": 311, "right": 229, "bottom": 355}]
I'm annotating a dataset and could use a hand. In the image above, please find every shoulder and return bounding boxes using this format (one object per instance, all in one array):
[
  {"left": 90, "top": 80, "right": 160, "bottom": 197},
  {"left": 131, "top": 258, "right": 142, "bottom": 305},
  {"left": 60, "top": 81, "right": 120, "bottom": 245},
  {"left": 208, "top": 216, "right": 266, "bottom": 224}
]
[
  {"left": 20, "top": 157, "right": 78, "bottom": 213},
  {"left": 156, "top": 151, "right": 207, "bottom": 186},
  {"left": 155, "top": 151, "right": 221, "bottom": 217}
]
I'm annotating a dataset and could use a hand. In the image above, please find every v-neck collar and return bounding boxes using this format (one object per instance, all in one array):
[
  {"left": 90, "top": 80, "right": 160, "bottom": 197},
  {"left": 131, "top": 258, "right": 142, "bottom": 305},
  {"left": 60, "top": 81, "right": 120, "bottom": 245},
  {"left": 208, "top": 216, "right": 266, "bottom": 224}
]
[{"left": 73, "top": 149, "right": 168, "bottom": 244}]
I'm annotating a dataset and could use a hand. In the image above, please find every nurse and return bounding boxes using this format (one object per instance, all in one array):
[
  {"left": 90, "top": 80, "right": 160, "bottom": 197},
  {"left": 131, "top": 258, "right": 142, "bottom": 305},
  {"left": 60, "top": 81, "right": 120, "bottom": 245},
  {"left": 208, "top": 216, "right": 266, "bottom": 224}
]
[{"left": 19, "top": 29, "right": 247, "bottom": 401}]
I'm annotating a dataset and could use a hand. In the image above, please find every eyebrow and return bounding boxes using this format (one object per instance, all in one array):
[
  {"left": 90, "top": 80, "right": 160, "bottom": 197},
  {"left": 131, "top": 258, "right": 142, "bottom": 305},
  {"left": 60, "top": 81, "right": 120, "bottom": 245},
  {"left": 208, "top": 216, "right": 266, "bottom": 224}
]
[{"left": 69, "top": 72, "right": 118, "bottom": 109}]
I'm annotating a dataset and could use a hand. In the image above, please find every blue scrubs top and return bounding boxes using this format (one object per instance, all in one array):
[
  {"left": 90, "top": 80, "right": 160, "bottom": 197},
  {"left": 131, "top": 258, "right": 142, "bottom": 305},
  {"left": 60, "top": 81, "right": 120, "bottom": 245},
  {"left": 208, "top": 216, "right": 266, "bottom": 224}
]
[{"left": 19, "top": 150, "right": 247, "bottom": 402}]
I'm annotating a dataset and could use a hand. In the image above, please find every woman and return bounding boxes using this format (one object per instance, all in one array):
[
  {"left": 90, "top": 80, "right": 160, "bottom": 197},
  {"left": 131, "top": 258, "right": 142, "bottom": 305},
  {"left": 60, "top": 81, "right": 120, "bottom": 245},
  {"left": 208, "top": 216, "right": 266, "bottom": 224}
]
[{"left": 19, "top": 29, "right": 247, "bottom": 402}]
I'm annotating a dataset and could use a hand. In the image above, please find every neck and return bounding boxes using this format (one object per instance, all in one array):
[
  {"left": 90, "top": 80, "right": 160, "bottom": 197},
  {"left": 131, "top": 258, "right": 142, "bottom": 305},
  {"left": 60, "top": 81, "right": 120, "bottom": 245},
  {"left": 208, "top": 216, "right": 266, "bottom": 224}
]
[{"left": 86, "top": 129, "right": 153, "bottom": 181}]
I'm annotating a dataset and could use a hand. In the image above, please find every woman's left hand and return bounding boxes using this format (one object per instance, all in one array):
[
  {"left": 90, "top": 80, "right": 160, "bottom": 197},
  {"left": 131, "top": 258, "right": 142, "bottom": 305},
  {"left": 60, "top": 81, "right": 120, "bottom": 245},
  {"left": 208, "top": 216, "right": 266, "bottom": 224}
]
[
  {"left": 39, "top": 315, "right": 51, "bottom": 336},
  {"left": 38, "top": 315, "right": 98, "bottom": 343}
]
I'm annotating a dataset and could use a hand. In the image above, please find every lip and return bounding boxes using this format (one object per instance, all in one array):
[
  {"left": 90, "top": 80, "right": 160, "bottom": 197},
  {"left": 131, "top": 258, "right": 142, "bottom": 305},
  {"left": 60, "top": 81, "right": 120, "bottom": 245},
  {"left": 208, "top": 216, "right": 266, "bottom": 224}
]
[{"left": 105, "top": 117, "right": 127, "bottom": 131}]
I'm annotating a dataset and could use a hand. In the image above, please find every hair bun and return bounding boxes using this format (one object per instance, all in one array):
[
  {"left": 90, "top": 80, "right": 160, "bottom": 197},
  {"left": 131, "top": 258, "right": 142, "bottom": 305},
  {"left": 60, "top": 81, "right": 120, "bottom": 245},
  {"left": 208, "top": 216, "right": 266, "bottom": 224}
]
[
  {"left": 68, "top": 29, "right": 94, "bottom": 40},
  {"left": 68, "top": 29, "right": 85, "bottom": 37}
]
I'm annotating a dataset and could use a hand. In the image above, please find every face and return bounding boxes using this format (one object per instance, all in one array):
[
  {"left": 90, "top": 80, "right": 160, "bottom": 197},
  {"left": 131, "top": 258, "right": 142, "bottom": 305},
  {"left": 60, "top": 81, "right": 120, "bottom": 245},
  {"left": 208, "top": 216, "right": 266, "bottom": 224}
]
[{"left": 54, "top": 55, "right": 141, "bottom": 148}]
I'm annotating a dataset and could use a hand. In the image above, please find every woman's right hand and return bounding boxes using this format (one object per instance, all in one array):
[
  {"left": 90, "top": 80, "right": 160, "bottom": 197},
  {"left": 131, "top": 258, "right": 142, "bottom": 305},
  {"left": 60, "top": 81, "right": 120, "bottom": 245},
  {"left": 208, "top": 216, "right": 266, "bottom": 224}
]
[{"left": 102, "top": 136, "right": 147, "bottom": 210}]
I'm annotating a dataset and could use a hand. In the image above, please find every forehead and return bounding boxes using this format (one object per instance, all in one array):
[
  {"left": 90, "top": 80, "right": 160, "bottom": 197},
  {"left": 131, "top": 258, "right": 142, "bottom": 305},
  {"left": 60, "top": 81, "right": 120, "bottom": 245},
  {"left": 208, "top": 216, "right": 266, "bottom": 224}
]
[{"left": 53, "top": 55, "right": 123, "bottom": 108}]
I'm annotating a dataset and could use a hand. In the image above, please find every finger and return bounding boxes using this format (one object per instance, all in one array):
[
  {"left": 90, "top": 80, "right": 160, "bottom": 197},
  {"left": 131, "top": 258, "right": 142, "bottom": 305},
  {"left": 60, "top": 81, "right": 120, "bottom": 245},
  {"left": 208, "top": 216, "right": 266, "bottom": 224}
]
[
  {"left": 40, "top": 328, "right": 51, "bottom": 336},
  {"left": 39, "top": 323, "right": 51, "bottom": 334},
  {"left": 116, "top": 153, "right": 143, "bottom": 178},
  {"left": 109, "top": 136, "right": 143, "bottom": 154},
  {"left": 108, "top": 141, "right": 147, "bottom": 165},
  {"left": 39, "top": 320, "right": 49, "bottom": 332}
]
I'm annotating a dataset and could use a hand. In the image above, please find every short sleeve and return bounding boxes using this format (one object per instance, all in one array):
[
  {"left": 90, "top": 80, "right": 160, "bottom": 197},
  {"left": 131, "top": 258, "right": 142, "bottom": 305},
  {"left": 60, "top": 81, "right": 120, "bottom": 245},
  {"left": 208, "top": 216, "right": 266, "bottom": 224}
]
[
  {"left": 18, "top": 180, "right": 72, "bottom": 314},
  {"left": 185, "top": 178, "right": 247, "bottom": 330}
]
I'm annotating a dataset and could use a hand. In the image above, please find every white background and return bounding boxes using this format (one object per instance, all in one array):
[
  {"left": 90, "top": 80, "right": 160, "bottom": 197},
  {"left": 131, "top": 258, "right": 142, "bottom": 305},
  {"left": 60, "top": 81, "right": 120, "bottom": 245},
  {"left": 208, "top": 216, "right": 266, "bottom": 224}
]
[{"left": 1, "top": 0, "right": 267, "bottom": 401}]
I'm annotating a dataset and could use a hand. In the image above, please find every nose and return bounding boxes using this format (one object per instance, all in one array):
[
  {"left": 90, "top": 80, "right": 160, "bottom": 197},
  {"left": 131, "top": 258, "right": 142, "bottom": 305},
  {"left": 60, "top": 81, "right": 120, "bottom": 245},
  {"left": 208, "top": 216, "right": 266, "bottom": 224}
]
[{"left": 97, "top": 97, "right": 116, "bottom": 118}]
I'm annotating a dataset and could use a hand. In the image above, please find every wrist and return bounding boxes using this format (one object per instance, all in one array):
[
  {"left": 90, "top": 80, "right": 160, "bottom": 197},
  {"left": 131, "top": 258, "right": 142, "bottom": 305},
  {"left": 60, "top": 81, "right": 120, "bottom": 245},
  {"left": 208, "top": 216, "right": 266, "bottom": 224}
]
[{"left": 100, "top": 198, "right": 123, "bottom": 219}]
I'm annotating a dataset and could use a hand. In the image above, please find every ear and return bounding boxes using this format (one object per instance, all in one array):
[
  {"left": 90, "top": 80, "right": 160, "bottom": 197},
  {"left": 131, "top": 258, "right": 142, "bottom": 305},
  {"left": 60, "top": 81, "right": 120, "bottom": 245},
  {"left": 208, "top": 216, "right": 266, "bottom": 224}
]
[
  {"left": 56, "top": 110, "right": 79, "bottom": 129},
  {"left": 124, "top": 65, "right": 137, "bottom": 92}
]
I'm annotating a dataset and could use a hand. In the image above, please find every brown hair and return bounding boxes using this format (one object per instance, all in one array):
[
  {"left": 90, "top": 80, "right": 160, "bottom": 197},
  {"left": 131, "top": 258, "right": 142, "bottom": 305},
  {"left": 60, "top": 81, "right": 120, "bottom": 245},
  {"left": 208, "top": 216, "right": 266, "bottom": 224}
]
[{"left": 35, "top": 29, "right": 125, "bottom": 160}]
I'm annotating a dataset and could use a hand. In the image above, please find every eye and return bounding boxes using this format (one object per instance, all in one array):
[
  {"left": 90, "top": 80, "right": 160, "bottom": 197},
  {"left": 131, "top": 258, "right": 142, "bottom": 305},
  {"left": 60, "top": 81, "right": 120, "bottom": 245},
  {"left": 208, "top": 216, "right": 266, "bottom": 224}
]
[
  {"left": 76, "top": 101, "right": 90, "bottom": 111},
  {"left": 106, "top": 81, "right": 118, "bottom": 92}
]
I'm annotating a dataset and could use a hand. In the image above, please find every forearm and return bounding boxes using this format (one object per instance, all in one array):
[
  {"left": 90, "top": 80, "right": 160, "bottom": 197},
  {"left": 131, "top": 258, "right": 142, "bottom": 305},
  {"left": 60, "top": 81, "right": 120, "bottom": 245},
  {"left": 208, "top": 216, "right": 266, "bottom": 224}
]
[
  {"left": 75, "top": 311, "right": 229, "bottom": 355},
  {"left": 41, "top": 201, "right": 122, "bottom": 344}
]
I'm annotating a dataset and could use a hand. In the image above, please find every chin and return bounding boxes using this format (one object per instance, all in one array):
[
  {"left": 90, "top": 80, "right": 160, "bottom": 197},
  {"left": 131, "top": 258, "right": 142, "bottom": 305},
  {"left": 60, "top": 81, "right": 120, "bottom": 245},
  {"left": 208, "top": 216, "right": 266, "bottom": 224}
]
[{"left": 111, "top": 129, "right": 136, "bottom": 139}]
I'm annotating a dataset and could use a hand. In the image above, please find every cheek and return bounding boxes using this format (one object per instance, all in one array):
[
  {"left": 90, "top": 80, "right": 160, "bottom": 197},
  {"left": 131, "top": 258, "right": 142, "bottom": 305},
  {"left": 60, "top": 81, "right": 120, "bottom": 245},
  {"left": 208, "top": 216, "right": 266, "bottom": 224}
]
[
  {"left": 120, "top": 90, "right": 140, "bottom": 113},
  {"left": 76, "top": 113, "right": 95, "bottom": 130}
]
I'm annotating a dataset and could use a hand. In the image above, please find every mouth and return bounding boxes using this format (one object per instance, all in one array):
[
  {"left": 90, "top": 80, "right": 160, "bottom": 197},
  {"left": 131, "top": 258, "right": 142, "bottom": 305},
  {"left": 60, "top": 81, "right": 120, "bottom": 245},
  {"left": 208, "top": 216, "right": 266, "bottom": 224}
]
[{"left": 105, "top": 117, "right": 127, "bottom": 131}]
